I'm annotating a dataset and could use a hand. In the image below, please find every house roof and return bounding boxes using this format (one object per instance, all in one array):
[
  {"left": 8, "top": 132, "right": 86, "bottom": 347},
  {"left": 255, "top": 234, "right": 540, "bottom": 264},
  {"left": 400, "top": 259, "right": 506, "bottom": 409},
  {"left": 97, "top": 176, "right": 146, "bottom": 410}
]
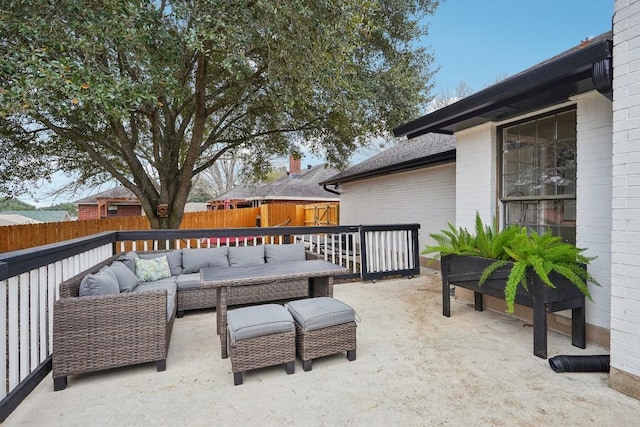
[
  {"left": 1, "top": 210, "right": 71, "bottom": 223},
  {"left": 320, "top": 133, "right": 456, "bottom": 186},
  {"left": 394, "top": 31, "right": 613, "bottom": 138},
  {"left": 0, "top": 214, "right": 42, "bottom": 226},
  {"left": 213, "top": 164, "right": 341, "bottom": 202},
  {"left": 74, "top": 186, "right": 140, "bottom": 205}
]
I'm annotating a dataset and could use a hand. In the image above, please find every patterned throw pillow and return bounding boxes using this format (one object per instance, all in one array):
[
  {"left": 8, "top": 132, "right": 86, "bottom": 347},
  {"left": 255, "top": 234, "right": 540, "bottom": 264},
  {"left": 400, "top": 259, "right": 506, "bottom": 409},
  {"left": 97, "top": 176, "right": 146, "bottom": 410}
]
[{"left": 134, "top": 256, "right": 172, "bottom": 283}]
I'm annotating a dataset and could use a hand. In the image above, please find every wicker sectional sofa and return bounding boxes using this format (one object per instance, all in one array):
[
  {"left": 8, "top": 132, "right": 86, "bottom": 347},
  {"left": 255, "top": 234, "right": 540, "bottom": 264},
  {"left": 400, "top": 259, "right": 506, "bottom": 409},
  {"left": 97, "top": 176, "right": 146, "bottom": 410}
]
[{"left": 52, "top": 242, "right": 313, "bottom": 390}]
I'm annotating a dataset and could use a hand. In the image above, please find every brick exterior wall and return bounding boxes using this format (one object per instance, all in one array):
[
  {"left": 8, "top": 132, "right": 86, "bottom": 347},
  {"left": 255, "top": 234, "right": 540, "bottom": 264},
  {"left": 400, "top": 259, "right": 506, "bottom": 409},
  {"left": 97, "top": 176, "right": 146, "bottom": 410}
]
[
  {"left": 611, "top": 0, "right": 640, "bottom": 398},
  {"left": 454, "top": 123, "right": 497, "bottom": 229},
  {"left": 77, "top": 204, "right": 142, "bottom": 220},
  {"left": 575, "top": 92, "right": 613, "bottom": 330},
  {"left": 339, "top": 163, "right": 456, "bottom": 252}
]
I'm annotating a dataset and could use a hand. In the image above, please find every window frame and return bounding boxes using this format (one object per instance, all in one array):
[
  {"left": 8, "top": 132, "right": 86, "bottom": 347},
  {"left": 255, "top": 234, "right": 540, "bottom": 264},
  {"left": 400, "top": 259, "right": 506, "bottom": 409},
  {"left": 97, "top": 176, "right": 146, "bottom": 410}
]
[{"left": 497, "top": 105, "right": 577, "bottom": 242}]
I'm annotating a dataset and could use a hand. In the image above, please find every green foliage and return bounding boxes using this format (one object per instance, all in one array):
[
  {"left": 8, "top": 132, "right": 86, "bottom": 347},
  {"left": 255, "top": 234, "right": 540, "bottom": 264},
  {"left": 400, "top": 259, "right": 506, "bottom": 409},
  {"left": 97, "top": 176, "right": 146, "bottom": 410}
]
[
  {"left": 0, "top": 198, "right": 35, "bottom": 210},
  {"left": 424, "top": 212, "right": 599, "bottom": 313},
  {"left": 0, "top": 0, "right": 441, "bottom": 228}
]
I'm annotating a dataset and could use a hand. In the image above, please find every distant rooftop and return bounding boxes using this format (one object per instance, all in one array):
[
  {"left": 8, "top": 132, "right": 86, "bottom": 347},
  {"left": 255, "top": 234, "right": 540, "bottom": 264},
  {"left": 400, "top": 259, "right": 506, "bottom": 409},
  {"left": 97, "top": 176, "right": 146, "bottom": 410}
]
[{"left": 321, "top": 133, "right": 456, "bottom": 186}]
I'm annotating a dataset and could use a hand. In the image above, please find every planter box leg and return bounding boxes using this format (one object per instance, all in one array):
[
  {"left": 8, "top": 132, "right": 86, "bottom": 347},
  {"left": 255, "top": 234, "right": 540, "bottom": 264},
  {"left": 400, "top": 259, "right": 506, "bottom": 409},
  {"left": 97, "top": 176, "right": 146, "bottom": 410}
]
[
  {"left": 442, "top": 266, "right": 451, "bottom": 317},
  {"left": 533, "top": 300, "right": 548, "bottom": 359},
  {"left": 474, "top": 292, "right": 483, "bottom": 311},
  {"left": 572, "top": 305, "right": 586, "bottom": 349}
]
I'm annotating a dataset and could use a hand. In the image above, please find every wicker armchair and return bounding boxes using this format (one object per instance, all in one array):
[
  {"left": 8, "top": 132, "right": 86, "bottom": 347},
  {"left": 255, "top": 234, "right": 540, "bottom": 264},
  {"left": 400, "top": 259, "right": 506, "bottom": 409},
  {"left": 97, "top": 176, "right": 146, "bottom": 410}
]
[{"left": 52, "top": 255, "right": 175, "bottom": 391}]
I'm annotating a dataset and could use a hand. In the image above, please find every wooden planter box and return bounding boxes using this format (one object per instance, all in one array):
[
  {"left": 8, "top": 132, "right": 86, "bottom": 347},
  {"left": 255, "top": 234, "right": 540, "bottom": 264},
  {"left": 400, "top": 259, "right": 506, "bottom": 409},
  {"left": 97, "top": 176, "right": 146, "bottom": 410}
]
[{"left": 441, "top": 255, "right": 586, "bottom": 359}]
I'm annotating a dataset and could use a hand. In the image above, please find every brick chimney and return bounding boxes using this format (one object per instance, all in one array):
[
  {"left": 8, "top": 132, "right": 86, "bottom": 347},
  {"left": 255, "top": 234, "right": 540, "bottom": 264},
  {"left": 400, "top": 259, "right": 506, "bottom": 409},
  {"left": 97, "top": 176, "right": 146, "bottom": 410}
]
[{"left": 289, "top": 154, "right": 301, "bottom": 176}]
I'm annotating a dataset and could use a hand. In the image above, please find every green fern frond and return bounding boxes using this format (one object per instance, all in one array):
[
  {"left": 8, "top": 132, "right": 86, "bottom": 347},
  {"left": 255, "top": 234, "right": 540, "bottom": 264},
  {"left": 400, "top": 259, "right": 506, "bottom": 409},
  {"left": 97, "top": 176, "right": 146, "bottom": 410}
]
[
  {"left": 504, "top": 262, "right": 527, "bottom": 313},
  {"left": 478, "top": 259, "right": 510, "bottom": 285}
]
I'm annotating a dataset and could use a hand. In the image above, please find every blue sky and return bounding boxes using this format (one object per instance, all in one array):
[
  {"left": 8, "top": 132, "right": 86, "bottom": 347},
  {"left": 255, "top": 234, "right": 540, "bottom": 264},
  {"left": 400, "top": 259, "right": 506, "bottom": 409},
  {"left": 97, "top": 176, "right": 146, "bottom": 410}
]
[{"left": 425, "top": 0, "right": 613, "bottom": 95}]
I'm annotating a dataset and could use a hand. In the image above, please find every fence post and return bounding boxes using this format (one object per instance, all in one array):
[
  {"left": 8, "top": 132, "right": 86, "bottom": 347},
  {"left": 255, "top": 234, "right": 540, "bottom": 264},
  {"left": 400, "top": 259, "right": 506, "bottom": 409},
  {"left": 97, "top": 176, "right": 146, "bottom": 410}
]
[{"left": 358, "top": 226, "right": 367, "bottom": 280}]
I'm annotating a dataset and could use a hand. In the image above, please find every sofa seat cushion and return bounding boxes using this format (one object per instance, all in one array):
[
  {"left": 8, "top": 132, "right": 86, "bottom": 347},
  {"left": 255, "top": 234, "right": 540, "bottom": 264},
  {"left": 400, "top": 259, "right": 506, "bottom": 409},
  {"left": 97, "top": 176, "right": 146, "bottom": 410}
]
[
  {"left": 265, "top": 242, "right": 306, "bottom": 263},
  {"left": 134, "top": 279, "right": 177, "bottom": 321},
  {"left": 182, "top": 247, "right": 229, "bottom": 274},
  {"left": 227, "top": 304, "right": 294, "bottom": 345},
  {"left": 175, "top": 273, "right": 201, "bottom": 290}
]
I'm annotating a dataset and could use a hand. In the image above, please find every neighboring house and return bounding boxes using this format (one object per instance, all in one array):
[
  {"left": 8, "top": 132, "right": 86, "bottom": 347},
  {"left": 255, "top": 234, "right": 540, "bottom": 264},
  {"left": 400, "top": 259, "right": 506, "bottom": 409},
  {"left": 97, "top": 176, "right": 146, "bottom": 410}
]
[
  {"left": 0, "top": 214, "right": 42, "bottom": 226},
  {"left": 391, "top": 1, "right": 640, "bottom": 400},
  {"left": 75, "top": 186, "right": 142, "bottom": 220},
  {"left": 0, "top": 210, "right": 71, "bottom": 223},
  {"left": 208, "top": 157, "right": 340, "bottom": 209},
  {"left": 320, "top": 133, "right": 456, "bottom": 263}
]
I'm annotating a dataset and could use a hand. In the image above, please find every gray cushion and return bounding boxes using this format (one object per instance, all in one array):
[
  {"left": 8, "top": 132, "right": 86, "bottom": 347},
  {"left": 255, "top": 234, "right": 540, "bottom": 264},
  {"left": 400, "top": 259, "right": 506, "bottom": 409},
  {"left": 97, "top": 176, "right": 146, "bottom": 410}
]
[
  {"left": 134, "top": 280, "right": 177, "bottom": 322},
  {"left": 228, "top": 245, "right": 265, "bottom": 267},
  {"left": 227, "top": 304, "right": 294, "bottom": 345},
  {"left": 109, "top": 261, "right": 139, "bottom": 292},
  {"left": 265, "top": 242, "right": 306, "bottom": 263},
  {"left": 182, "top": 247, "right": 229, "bottom": 273},
  {"left": 79, "top": 269, "right": 120, "bottom": 297},
  {"left": 175, "top": 273, "right": 201, "bottom": 290},
  {"left": 287, "top": 297, "right": 355, "bottom": 331},
  {"left": 139, "top": 250, "right": 183, "bottom": 275},
  {"left": 116, "top": 251, "right": 139, "bottom": 273}
]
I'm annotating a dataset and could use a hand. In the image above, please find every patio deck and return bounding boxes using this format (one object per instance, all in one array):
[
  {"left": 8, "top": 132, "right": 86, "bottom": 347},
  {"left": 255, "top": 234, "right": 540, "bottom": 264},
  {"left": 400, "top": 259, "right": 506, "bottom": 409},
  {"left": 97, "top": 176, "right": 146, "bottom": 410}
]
[{"left": 5, "top": 268, "right": 640, "bottom": 426}]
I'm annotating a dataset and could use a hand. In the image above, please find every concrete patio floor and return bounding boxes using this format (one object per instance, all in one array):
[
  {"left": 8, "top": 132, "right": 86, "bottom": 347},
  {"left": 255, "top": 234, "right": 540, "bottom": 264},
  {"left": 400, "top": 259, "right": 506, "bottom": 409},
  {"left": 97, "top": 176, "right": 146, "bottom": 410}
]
[{"left": 5, "top": 268, "right": 640, "bottom": 426}]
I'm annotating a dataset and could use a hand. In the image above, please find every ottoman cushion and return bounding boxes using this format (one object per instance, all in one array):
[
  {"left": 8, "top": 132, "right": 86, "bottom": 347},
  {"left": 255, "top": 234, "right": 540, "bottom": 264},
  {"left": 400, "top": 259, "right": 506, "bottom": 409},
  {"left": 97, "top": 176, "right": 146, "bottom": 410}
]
[
  {"left": 228, "top": 304, "right": 294, "bottom": 345},
  {"left": 287, "top": 297, "right": 355, "bottom": 331}
]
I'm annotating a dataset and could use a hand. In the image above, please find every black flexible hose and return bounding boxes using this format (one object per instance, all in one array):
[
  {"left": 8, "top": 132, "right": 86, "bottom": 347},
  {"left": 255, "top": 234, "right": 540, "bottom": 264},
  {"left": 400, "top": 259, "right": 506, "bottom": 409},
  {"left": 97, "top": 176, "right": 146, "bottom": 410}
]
[{"left": 548, "top": 355, "right": 610, "bottom": 373}]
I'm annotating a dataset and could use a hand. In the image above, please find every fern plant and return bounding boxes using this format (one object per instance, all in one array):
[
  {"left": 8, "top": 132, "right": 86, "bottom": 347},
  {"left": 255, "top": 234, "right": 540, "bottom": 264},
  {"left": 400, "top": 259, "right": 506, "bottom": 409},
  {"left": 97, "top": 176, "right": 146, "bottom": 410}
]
[{"left": 423, "top": 213, "right": 599, "bottom": 313}]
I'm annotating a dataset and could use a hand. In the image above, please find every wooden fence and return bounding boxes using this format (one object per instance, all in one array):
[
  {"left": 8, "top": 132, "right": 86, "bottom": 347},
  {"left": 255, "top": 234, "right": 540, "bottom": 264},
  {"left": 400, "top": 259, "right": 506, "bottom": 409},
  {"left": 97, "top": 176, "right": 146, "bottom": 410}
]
[{"left": 0, "top": 203, "right": 326, "bottom": 253}]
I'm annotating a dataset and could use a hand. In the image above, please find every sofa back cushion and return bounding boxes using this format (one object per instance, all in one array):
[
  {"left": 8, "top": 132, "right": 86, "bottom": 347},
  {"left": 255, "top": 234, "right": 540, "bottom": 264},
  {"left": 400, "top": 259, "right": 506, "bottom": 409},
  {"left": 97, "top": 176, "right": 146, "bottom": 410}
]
[
  {"left": 117, "top": 251, "right": 139, "bottom": 273},
  {"left": 265, "top": 242, "right": 306, "bottom": 263},
  {"left": 135, "top": 256, "right": 172, "bottom": 282},
  {"left": 79, "top": 268, "right": 120, "bottom": 297},
  {"left": 109, "top": 260, "right": 139, "bottom": 292},
  {"left": 139, "top": 250, "right": 183, "bottom": 275},
  {"left": 182, "top": 247, "right": 229, "bottom": 273},
  {"left": 228, "top": 245, "right": 265, "bottom": 267}
]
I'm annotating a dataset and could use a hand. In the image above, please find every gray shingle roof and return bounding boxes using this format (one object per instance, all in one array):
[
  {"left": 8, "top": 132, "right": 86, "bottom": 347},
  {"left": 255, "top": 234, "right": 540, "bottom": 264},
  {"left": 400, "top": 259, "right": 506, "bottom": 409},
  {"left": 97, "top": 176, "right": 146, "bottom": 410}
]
[
  {"left": 74, "top": 186, "right": 139, "bottom": 205},
  {"left": 214, "top": 164, "right": 341, "bottom": 202},
  {"left": 1, "top": 210, "right": 71, "bottom": 222},
  {"left": 320, "top": 133, "right": 456, "bottom": 185}
]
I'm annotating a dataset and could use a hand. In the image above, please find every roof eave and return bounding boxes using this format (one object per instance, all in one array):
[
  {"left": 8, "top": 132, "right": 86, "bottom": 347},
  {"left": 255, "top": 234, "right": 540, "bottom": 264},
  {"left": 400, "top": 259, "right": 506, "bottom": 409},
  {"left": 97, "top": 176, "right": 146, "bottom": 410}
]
[
  {"left": 320, "top": 150, "right": 456, "bottom": 186},
  {"left": 393, "top": 36, "right": 613, "bottom": 137}
]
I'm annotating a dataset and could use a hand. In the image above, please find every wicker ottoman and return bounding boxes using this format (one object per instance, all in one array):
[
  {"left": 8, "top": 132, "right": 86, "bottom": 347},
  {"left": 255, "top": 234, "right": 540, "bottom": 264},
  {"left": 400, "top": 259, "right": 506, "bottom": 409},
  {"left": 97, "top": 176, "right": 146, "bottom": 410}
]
[
  {"left": 287, "top": 297, "right": 356, "bottom": 372},
  {"left": 226, "top": 304, "right": 296, "bottom": 385}
]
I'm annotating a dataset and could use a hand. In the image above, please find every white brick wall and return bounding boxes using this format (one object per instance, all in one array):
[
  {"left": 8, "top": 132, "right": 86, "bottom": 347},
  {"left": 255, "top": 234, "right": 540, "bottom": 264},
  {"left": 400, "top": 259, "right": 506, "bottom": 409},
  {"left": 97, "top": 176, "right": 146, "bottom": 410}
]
[
  {"left": 454, "top": 124, "right": 497, "bottom": 228},
  {"left": 611, "top": 0, "right": 640, "bottom": 378},
  {"left": 575, "top": 91, "right": 613, "bottom": 329},
  {"left": 339, "top": 163, "right": 456, "bottom": 252}
]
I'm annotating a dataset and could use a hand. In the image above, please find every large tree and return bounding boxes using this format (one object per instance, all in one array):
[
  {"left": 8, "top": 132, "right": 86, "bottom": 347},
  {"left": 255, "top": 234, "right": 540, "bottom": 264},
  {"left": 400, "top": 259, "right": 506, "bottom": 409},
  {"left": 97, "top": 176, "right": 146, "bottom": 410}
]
[{"left": 0, "top": 0, "right": 439, "bottom": 228}]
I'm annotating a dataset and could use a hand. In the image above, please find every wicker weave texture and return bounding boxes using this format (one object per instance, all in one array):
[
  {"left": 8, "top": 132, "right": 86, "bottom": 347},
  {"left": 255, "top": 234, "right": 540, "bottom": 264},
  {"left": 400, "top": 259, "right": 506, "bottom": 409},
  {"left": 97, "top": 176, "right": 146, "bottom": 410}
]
[
  {"left": 53, "top": 290, "right": 173, "bottom": 378},
  {"left": 229, "top": 330, "right": 295, "bottom": 373},
  {"left": 295, "top": 322, "right": 356, "bottom": 361}
]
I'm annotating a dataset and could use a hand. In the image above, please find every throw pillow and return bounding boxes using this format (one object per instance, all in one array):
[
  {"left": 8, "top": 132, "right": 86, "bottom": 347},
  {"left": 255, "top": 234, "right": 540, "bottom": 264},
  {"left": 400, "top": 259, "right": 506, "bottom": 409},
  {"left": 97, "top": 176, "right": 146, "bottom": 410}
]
[
  {"left": 228, "top": 245, "right": 265, "bottom": 267},
  {"left": 265, "top": 242, "right": 306, "bottom": 263},
  {"left": 134, "top": 256, "right": 172, "bottom": 283},
  {"left": 182, "top": 247, "right": 229, "bottom": 273},
  {"left": 109, "top": 261, "right": 139, "bottom": 292},
  {"left": 116, "top": 251, "right": 139, "bottom": 274},
  {"left": 79, "top": 270, "right": 120, "bottom": 297},
  {"left": 139, "top": 250, "right": 183, "bottom": 275}
]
